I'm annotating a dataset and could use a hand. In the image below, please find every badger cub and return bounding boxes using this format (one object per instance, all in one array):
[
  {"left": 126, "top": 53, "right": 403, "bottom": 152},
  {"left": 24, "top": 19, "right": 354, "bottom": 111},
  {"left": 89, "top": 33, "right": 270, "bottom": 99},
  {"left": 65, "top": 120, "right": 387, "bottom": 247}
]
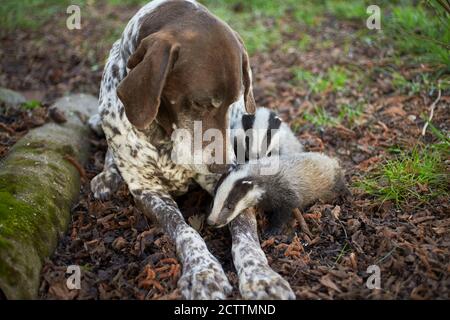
[
  {"left": 207, "top": 153, "right": 349, "bottom": 234},
  {"left": 231, "top": 107, "right": 303, "bottom": 163}
]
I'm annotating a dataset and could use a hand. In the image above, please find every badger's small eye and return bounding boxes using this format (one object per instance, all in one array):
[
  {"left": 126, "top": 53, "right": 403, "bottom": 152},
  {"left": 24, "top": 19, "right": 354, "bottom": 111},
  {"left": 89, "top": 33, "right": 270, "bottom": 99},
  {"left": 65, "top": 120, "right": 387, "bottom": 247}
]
[{"left": 227, "top": 204, "right": 233, "bottom": 210}]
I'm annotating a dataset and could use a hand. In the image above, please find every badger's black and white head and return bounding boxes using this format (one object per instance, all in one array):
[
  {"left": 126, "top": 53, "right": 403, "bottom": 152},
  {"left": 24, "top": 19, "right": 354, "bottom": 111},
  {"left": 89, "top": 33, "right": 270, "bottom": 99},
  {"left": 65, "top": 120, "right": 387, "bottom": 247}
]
[
  {"left": 233, "top": 108, "right": 283, "bottom": 163},
  {"left": 207, "top": 166, "right": 264, "bottom": 227}
]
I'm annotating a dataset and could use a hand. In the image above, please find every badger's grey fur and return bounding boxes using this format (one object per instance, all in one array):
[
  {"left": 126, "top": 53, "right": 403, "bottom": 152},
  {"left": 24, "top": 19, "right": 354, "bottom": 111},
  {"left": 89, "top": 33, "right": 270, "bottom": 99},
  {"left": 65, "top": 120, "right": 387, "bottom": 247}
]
[
  {"left": 207, "top": 152, "right": 349, "bottom": 234},
  {"left": 230, "top": 107, "right": 303, "bottom": 163}
]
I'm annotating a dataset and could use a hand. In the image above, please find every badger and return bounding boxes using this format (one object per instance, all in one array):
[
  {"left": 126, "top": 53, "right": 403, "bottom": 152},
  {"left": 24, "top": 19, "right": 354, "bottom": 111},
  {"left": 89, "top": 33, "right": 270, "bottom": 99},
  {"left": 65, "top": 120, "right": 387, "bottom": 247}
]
[
  {"left": 230, "top": 107, "right": 303, "bottom": 163},
  {"left": 207, "top": 152, "right": 349, "bottom": 234}
]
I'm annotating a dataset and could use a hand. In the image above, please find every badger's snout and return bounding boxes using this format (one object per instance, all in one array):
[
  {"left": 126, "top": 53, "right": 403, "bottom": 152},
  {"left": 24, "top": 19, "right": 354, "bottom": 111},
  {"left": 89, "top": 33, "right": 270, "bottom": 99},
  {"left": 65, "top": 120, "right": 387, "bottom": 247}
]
[
  {"left": 206, "top": 215, "right": 227, "bottom": 228},
  {"left": 333, "top": 173, "right": 351, "bottom": 200}
]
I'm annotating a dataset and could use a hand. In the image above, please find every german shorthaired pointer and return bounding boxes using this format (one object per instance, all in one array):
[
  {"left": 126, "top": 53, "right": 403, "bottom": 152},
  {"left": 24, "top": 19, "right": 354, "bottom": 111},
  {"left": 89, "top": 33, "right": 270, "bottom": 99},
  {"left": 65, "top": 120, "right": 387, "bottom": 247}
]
[{"left": 89, "top": 0, "right": 295, "bottom": 299}]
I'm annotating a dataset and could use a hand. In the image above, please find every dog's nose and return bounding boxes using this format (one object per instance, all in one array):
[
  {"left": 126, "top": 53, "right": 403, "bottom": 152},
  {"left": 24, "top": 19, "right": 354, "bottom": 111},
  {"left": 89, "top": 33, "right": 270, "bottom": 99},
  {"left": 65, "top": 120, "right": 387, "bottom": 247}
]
[{"left": 208, "top": 163, "right": 232, "bottom": 174}]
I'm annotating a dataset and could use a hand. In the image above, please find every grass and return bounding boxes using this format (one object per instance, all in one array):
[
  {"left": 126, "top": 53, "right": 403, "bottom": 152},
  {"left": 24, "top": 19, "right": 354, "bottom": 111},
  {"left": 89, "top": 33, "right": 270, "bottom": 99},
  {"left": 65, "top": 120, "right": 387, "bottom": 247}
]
[
  {"left": 2, "top": 0, "right": 448, "bottom": 67},
  {"left": 282, "top": 34, "right": 313, "bottom": 53},
  {"left": 334, "top": 242, "right": 350, "bottom": 265},
  {"left": 201, "top": 0, "right": 286, "bottom": 54},
  {"left": 388, "top": 71, "right": 450, "bottom": 96},
  {"left": 0, "top": 0, "right": 73, "bottom": 31},
  {"left": 303, "top": 107, "right": 338, "bottom": 128},
  {"left": 357, "top": 142, "right": 449, "bottom": 206},
  {"left": 338, "top": 103, "right": 364, "bottom": 126},
  {"left": 0, "top": 0, "right": 145, "bottom": 31},
  {"left": 391, "top": 72, "right": 423, "bottom": 95},
  {"left": 301, "top": 102, "right": 364, "bottom": 129},
  {"left": 385, "top": 4, "right": 450, "bottom": 66},
  {"left": 21, "top": 100, "right": 41, "bottom": 110},
  {"left": 322, "top": 0, "right": 450, "bottom": 67},
  {"left": 324, "top": 0, "right": 367, "bottom": 21},
  {"left": 292, "top": 66, "right": 349, "bottom": 94}
]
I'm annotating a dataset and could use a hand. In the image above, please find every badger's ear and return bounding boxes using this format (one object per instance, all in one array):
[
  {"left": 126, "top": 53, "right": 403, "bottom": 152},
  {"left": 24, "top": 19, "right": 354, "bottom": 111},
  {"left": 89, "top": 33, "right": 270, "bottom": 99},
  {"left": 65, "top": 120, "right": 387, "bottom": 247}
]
[
  {"left": 272, "top": 115, "right": 282, "bottom": 128},
  {"left": 234, "top": 32, "right": 256, "bottom": 114},
  {"left": 241, "top": 50, "right": 256, "bottom": 114},
  {"left": 241, "top": 113, "right": 255, "bottom": 131},
  {"left": 117, "top": 34, "right": 180, "bottom": 130}
]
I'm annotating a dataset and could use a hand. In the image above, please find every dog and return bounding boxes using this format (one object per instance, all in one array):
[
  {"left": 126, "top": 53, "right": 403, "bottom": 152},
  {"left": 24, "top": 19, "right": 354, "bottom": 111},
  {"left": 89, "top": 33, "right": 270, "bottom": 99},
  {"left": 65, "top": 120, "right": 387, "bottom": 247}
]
[{"left": 89, "top": 0, "right": 295, "bottom": 299}]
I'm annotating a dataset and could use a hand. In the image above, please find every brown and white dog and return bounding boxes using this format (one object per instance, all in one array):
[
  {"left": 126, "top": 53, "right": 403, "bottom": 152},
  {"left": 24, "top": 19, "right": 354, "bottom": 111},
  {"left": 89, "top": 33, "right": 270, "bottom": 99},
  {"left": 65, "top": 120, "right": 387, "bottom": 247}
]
[{"left": 89, "top": 0, "right": 295, "bottom": 299}]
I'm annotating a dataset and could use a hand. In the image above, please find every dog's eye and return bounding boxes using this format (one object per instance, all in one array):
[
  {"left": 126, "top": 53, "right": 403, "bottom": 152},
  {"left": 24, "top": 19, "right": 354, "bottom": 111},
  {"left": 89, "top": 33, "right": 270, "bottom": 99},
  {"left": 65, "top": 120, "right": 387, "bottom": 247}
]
[
  {"left": 211, "top": 98, "right": 222, "bottom": 108},
  {"left": 191, "top": 101, "right": 203, "bottom": 110}
]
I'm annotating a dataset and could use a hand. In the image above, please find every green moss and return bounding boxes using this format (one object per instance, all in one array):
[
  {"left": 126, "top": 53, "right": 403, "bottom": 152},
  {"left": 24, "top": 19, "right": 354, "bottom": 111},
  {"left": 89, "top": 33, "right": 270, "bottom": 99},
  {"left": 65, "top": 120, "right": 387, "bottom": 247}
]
[
  {"left": 0, "top": 119, "right": 90, "bottom": 298},
  {"left": 0, "top": 192, "right": 36, "bottom": 234},
  {"left": 0, "top": 236, "right": 12, "bottom": 251}
]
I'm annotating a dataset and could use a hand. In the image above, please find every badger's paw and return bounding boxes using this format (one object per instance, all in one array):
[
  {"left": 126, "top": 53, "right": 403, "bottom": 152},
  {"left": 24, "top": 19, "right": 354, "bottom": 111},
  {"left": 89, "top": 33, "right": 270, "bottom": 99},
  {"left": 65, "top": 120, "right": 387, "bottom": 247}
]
[
  {"left": 239, "top": 267, "right": 295, "bottom": 300},
  {"left": 178, "top": 261, "right": 232, "bottom": 300}
]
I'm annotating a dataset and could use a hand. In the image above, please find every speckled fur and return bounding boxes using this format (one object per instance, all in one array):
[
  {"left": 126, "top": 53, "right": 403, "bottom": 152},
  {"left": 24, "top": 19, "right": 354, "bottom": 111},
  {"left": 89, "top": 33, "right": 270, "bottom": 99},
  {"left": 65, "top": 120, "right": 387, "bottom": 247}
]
[
  {"left": 229, "top": 208, "right": 295, "bottom": 299},
  {"left": 90, "top": 0, "right": 294, "bottom": 300}
]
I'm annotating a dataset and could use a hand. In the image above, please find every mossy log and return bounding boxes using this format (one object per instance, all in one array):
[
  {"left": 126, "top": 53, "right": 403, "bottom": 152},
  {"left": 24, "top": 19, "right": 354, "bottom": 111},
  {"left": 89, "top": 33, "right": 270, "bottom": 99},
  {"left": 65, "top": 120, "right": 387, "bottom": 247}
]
[{"left": 0, "top": 94, "right": 97, "bottom": 299}]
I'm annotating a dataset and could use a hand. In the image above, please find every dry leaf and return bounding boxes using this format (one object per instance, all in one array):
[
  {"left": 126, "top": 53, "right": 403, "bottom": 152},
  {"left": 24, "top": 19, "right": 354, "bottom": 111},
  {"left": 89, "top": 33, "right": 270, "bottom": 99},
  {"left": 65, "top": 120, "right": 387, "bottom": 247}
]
[
  {"left": 320, "top": 275, "right": 342, "bottom": 293},
  {"left": 331, "top": 205, "right": 341, "bottom": 220},
  {"left": 188, "top": 214, "right": 205, "bottom": 232}
]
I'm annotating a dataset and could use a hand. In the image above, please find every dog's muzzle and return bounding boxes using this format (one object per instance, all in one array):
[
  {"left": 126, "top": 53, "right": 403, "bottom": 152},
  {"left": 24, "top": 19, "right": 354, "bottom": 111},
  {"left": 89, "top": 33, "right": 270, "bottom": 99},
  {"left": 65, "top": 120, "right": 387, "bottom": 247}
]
[{"left": 208, "top": 163, "right": 233, "bottom": 174}]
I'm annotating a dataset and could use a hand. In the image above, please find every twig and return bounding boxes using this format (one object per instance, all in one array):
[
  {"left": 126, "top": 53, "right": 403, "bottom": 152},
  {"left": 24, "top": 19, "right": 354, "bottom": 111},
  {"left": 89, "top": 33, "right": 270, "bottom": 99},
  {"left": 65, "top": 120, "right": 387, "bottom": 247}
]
[
  {"left": 375, "top": 246, "right": 398, "bottom": 264},
  {"left": 334, "top": 242, "right": 348, "bottom": 264},
  {"left": 63, "top": 155, "right": 86, "bottom": 179},
  {"left": 292, "top": 208, "right": 312, "bottom": 237},
  {"left": 436, "top": 0, "right": 450, "bottom": 14},
  {"left": 421, "top": 86, "right": 442, "bottom": 136},
  {"left": 427, "top": 0, "right": 450, "bottom": 25},
  {"left": 0, "top": 122, "right": 15, "bottom": 135},
  {"left": 399, "top": 27, "right": 450, "bottom": 50}
]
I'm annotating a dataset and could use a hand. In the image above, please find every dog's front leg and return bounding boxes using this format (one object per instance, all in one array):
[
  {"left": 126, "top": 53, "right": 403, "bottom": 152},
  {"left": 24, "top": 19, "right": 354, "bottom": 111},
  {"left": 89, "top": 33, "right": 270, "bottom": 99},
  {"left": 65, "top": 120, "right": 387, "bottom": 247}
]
[
  {"left": 229, "top": 208, "right": 295, "bottom": 300},
  {"left": 91, "top": 148, "right": 123, "bottom": 200},
  {"left": 137, "top": 191, "right": 232, "bottom": 300}
]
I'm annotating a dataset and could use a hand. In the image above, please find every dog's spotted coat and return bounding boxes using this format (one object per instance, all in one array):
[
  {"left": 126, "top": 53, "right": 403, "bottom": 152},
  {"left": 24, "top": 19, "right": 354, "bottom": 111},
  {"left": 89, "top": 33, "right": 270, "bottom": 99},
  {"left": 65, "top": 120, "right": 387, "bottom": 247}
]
[{"left": 90, "top": 0, "right": 295, "bottom": 299}]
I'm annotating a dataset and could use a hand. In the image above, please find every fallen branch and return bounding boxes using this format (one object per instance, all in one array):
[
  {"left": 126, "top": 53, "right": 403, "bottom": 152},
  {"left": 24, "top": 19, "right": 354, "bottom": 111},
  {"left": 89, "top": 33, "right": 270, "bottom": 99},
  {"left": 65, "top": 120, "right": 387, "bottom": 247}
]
[
  {"left": 64, "top": 154, "right": 86, "bottom": 179},
  {"left": 0, "top": 94, "right": 96, "bottom": 299},
  {"left": 292, "top": 208, "right": 312, "bottom": 237},
  {"left": 422, "top": 86, "right": 442, "bottom": 136}
]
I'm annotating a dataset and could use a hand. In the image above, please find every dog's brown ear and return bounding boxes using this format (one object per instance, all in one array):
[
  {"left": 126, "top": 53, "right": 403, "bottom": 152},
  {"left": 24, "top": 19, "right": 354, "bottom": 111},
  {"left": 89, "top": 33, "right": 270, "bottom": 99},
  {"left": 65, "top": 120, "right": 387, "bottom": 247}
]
[
  {"left": 241, "top": 49, "right": 256, "bottom": 114},
  {"left": 117, "top": 35, "right": 179, "bottom": 130},
  {"left": 234, "top": 32, "right": 256, "bottom": 114}
]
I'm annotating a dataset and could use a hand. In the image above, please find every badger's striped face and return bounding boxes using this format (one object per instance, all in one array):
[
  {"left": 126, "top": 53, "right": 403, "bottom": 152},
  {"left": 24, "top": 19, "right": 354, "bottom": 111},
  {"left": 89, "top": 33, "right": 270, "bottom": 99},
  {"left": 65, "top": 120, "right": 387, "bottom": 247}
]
[
  {"left": 207, "top": 166, "right": 264, "bottom": 227},
  {"left": 233, "top": 108, "right": 282, "bottom": 163}
]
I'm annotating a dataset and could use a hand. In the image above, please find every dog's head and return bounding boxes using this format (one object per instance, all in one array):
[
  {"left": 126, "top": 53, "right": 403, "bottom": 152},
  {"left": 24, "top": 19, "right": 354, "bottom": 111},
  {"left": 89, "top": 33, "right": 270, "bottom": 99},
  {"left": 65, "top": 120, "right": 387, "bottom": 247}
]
[{"left": 117, "top": 3, "right": 256, "bottom": 174}]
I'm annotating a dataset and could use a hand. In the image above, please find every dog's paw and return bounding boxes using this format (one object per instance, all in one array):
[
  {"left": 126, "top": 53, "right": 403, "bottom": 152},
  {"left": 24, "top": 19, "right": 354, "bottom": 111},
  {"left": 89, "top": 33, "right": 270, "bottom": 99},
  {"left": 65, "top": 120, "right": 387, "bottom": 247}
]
[
  {"left": 90, "top": 170, "right": 121, "bottom": 201},
  {"left": 178, "top": 260, "right": 232, "bottom": 300},
  {"left": 239, "top": 267, "right": 295, "bottom": 300}
]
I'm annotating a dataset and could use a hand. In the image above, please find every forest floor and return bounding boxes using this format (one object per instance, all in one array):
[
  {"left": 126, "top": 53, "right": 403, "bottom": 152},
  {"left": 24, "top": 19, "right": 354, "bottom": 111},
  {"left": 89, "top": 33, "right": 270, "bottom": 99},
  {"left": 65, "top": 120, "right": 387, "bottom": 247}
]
[{"left": 0, "top": 0, "right": 449, "bottom": 299}]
